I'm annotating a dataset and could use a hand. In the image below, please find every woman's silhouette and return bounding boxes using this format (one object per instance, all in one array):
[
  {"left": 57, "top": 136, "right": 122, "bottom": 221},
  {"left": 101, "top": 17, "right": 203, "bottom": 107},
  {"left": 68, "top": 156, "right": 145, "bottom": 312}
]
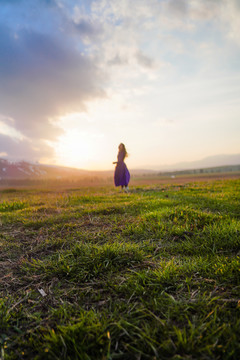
[{"left": 113, "top": 143, "right": 130, "bottom": 192}]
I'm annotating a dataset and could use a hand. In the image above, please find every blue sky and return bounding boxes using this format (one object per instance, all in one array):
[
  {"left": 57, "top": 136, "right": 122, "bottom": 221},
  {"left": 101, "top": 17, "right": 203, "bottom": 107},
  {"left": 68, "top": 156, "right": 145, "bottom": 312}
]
[{"left": 0, "top": 0, "right": 240, "bottom": 169}]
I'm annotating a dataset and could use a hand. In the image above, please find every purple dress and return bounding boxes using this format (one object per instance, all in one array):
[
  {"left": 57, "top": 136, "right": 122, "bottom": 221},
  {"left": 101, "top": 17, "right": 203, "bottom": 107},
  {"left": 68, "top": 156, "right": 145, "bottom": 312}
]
[{"left": 114, "top": 152, "right": 130, "bottom": 187}]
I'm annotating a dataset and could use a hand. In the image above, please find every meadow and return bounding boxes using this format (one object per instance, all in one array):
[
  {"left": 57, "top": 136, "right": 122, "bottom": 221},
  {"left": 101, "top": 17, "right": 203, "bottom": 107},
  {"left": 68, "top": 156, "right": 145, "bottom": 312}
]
[{"left": 0, "top": 176, "right": 240, "bottom": 359}]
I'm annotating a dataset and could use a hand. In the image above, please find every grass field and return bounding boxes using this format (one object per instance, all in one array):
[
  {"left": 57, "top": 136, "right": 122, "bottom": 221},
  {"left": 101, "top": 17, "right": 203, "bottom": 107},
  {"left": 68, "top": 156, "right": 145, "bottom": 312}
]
[{"left": 0, "top": 177, "right": 240, "bottom": 359}]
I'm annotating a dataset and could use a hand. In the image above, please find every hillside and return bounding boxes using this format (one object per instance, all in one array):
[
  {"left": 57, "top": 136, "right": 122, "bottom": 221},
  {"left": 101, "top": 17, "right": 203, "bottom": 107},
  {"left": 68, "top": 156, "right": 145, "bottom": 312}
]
[
  {"left": 0, "top": 154, "right": 240, "bottom": 180},
  {"left": 157, "top": 154, "right": 240, "bottom": 171},
  {"left": 0, "top": 159, "right": 87, "bottom": 180},
  {"left": 0, "top": 159, "right": 157, "bottom": 180}
]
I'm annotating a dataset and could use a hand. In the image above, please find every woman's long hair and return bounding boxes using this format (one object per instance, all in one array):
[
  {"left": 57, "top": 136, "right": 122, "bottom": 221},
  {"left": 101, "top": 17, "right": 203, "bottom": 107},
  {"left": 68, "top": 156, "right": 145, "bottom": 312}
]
[{"left": 119, "top": 143, "right": 128, "bottom": 160}]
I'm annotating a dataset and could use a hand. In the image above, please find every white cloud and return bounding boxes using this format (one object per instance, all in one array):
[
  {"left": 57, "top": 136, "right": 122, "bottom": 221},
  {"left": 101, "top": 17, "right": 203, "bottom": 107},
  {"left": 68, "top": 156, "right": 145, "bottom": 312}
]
[
  {"left": 219, "top": 0, "right": 240, "bottom": 45},
  {"left": 0, "top": 117, "right": 25, "bottom": 140},
  {"left": 0, "top": 0, "right": 240, "bottom": 168}
]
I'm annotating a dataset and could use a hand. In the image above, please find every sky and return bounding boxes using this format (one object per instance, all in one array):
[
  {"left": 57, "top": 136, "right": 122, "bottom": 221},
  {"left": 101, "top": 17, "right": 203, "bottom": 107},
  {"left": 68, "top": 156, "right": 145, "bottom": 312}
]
[{"left": 0, "top": 0, "right": 240, "bottom": 170}]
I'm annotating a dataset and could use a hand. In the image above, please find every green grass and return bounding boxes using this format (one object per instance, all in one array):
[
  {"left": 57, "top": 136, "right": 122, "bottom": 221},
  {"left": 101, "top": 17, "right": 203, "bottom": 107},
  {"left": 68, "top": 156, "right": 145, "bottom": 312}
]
[{"left": 0, "top": 179, "right": 240, "bottom": 359}]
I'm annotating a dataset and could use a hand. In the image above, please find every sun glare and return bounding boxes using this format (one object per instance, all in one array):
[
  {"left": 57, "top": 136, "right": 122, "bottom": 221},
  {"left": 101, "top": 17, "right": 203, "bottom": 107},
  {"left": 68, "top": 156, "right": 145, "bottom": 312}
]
[{"left": 55, "top": 130, "right": 96, "bottom": 168}]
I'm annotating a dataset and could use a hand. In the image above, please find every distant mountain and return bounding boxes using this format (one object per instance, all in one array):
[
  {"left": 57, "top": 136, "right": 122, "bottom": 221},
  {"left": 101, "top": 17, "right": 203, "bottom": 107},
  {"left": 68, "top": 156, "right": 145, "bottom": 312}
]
[
  {"left": 0, "top": 159, "right": 88, "bottom": 179},
  {"left": 0, "top": 159, "right": 159, "bottom": 180},
  {"left": 158, "top": 154, "right": 240, "bottom": 171},
  {"left": 0, "top": 153, "right": 239, "bottom": 179}
]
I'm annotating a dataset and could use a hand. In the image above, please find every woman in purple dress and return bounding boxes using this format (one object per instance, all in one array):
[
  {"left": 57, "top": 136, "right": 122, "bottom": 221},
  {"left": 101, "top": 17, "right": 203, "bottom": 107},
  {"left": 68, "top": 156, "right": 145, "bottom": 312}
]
[{"left": 113, "top": 143, "right": 130, "bottom": 191}]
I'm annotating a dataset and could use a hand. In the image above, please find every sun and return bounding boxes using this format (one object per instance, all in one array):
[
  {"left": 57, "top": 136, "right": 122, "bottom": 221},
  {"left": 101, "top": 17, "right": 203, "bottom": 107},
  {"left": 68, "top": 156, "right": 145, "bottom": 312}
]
[{"left": 55, "top": 130, "right": 96, "bottom": 168}]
